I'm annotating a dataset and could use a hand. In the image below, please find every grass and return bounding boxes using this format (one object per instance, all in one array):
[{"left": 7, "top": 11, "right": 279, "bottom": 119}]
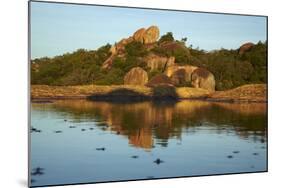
[
  {"left": 31, "top": 84, "right": 267, "bottom": 102},
  {"left": 208, "top": 84, "right": 267, "bottom": 102},
  {"left": 31, "top": 84, "right": 210, "bottom": 100}
]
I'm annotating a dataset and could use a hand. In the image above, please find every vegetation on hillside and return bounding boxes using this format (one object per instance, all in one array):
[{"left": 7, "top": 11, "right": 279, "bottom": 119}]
[{"left": 31, "top": 32, "right": 267, "bottom": 91}]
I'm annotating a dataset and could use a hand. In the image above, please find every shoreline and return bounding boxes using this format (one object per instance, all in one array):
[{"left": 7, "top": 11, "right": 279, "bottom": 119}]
[{"left": 31, "top": 84, "right": 267, "bottom": 103}]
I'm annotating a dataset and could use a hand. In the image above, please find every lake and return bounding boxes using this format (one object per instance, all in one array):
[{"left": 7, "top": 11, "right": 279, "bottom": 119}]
[{"left": 30, "top": 99, "right": 267, "bottom": 187}]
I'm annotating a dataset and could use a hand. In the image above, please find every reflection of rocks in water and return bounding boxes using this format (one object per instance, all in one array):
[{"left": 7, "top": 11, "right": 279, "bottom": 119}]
[
  {"left": 36, "top": 100, "right": 267, "bottom": 150},
  {"left": 31, "top": 167, "right": 44, "bottom": 176},
  {"left": 129, "top": 129, "right": 153, "bottom": 150}
]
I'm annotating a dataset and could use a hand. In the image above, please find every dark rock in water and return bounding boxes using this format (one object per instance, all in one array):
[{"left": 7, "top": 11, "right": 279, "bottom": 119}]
[
  {"left": 30, "top": 179, "right": 36, "bottom": 183},
  {"left": 89, "top": 128, "right": 94, "bottom": 130},
  {"left": 64, "top": 119, "right": 67, "bottom": 122},
  {"left": 131, "top": 155, "right": 139, "bottom": 159},
  {"left": 116, "top": 131, "right": 120, "bottom": 134},
  {"left": 233, "top": 151, "right": 240, "bottom": 154},
  {"left": 69, "top": 126, "right": 76, "bottom": 128},
  {"left": 154, "top": 158, "right": 164, "bottom": 164},
  {"left": 96, "top": 147, "right": 106, "bottom": 151},
  {"left": 227, "top": 155, "right": 233, "bottom": 159},
  {"left": 253, "top": 152, "right": 259, "bottom": 156},
  {"left": 31, "top": 127, "right": 41, "bottom": 133},
  {"left": 31, "top": 167, "right": 44, "bottom": 176},
  {"left": 54, "top": 131, "right": 62, "bottom": 133},
  {"left": 81, "top": 129, "right": 86, "bottom": 131}
]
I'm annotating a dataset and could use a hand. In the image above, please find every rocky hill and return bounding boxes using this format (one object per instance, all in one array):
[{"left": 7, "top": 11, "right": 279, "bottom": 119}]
[{"left": 31, "top": 26, "right": 267, "bottom": 91}]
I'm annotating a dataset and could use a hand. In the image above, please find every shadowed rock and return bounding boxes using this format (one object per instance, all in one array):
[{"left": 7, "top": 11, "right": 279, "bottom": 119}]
[{"left": 146, "top": 74, "right": 174, "bottom": 87}]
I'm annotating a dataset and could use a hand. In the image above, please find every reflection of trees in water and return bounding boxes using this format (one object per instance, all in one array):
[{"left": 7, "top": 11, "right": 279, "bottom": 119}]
[{"left": 32, "top": 100, "right": 267, "bottom": 150}]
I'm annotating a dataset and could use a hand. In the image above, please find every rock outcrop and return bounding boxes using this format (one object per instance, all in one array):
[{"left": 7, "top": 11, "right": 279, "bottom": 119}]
[
  {"left": 143, "top": 26, "right": 160, "bottom": 44},
  {"left": 238, "top": 42, "right": 254, "bottom": 55},
  {"left": 191, "top": 68, "right": 215, "bottom": 91},
  {"left": 133, "top": 26, "right": 160, "bottom": 44},
  {"left": 124, "top": 67, "right": 148, "bottom": 86},
  {"left": 145, "top": 54, "right": 175, "bottom": 72},
  {"left": 133, "top": 28, "right": 146, "bottom": 43},
  {"left": 102, "top": 26, "right": 160, "bottom": 69}
]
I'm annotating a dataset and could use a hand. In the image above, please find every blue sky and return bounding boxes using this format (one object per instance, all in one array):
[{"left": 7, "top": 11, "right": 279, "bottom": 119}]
[{"left": 30, "top": 1, "right": 267, "bottom": 59}]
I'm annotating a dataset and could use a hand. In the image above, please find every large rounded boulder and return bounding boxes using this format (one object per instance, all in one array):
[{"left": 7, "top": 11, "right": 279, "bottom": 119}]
[
  {"left": 238, "top": 42, "right": 254, "bottom": 55},
  {"left": 191, "top": 68, "right": 215, "bottom": 91},
  {"left": 133, "top": 28, "right": 146, "bottom": 43},
  {"left": 124, "top": 67, "right": 148, "bottom": 86},
  {"left": 143, "top": 26, "right": 160, "bottom": 44}
]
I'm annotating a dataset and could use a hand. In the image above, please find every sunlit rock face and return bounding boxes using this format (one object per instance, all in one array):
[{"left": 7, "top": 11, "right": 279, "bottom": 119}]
[
  {"left": 191, "top": 68, "right": 216, "bottom": 91},
  {"left": 145, "top": 53, "right": 175, "bottom": 72},
  {"left": 124, "top": 67, "right": 148, "bottom": 86},
  {"left": 133, "top": 26, "right": 160, "bottom": 44},
  {"left": 133, "top": 28, "right": 146, "bottom": 43},
  {"left": 143, "top": 26, "right": 160, "bottom": 44}
]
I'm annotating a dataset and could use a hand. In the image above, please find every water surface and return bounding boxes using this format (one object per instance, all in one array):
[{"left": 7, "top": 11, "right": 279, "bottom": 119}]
[{"left": 30, "top": 100, "right": 267, "bottom": 186}]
